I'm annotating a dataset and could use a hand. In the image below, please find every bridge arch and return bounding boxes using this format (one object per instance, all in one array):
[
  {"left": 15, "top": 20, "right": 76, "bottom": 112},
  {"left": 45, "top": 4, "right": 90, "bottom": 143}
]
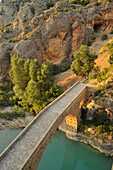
[{"left": 0, "top": 82, "right": 94, "bottom": 170}]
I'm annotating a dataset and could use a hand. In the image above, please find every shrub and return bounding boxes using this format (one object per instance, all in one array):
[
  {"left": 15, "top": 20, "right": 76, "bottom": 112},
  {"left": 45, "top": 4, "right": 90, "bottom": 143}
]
[
  {"left": 24, "top": 25, "right": 28, "bottom": 29},
  {"left": 30, "top": 7, "right": 35, "bottom": 15},
  {"left": 94, "top": 85, "right": 106, "bottom": 96},
  {"left": 80, "top": 10, "right": 82, "bottom": 14},
  {"left": 96, "top": 125, "right": 103, "bottom": 134},
  {"left": 64, "top": 8, "right": 68, "bottom": 12},
  {"left": 92, "top": 37, "right": 96, "bottom": 41},
  {"left": 101, "top": 34, "right": 108, "bottom": 41},
  {"left": 4, "top": 29, "right": 10, "bottom": 33},
  {"left": 91, "top": 82, "right": 97, "bottom": 85},
  {"left": 92, "top": 1, "right": 100, "bottom": 6},
  {"left": 109, "top": 53, "right": 113, "bottom": 64},
  {"left": 0, "top": 110, "right": 25, "bottom": 120},
  {"left": 69, "top": 0, "right": 90, "bottom": 5},
  {"left": 47, "top": 2, "right": 54, "bottom": 9},
  {"left": 61, "top": 62, "right": 70, "bottom": 72},
  {"left": 9, "top": 39, "right": 18, "bottom": 43},
  {"left": 56, "top": 8, "right": 63, "bottom": 13},
  {"left": 93, "top": 109, "right": 107, "bottom": 126},
  {"left": 22, "top": 37, "right": 28, "bottom": 40},
  {"left": 44, "top": 13, "right": 50, "bottom": 20},
  {"left": 110, "top": 31, "right": 113, "bottom": 34},
  {"left": 14, "top": 105, "right": 24, "bottom": 113},
  {"left": 87, "top": 40, "right": 92, "bottom": 46},
  {"left": 0, "top": 83, "right": 12, "bottom": 91},
  {"left": 101, "top": 98, "right": 105, "bottom": 102},
  {"left": 85, "top": 130, "right": 90, "bottom": 136},
  {"left": 99, "top": 13, "right": 102, "bottom": 16},
  {"left": 5, "top": 23, "right": 12, "bottom": 27}
]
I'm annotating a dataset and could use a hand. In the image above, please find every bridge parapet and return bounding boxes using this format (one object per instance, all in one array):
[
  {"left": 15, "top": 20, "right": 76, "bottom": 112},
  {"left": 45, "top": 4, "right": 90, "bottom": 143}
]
[{"left": 0, "top": 82, "right": 94, "bottom": 170}]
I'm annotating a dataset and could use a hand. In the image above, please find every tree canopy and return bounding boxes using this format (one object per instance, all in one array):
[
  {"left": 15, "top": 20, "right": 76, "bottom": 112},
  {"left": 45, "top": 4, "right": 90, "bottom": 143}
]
[
  {"left": 71, "top": 45, "right": 97, "bottom": 77},
  {"left": 9, "top": 55, "right": 63, "bottom": 115}
]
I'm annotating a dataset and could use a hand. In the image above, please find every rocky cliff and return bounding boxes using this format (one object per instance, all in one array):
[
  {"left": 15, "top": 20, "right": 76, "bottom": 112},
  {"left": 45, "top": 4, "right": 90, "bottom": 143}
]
[
  {"left": 0, "top": 0, "right": 113, "bottom": 82},
  {"left": 0, "top": 0, "right": 60, "bottom": 27}
]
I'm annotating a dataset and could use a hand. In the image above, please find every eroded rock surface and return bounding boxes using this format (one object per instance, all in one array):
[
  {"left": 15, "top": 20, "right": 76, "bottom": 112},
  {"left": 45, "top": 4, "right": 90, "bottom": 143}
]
[{"left": 0, "top": 1, "right": 113, "bottom": 81}]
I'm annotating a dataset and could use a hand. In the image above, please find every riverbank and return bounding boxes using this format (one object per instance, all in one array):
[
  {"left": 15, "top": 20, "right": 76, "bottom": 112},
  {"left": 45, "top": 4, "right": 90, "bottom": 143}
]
[
  {"left": 0, "top": 106, "right": 113, "bottom": 158},
  {"left": 0, "top": 106, "right": 34, "bottom": 129},
  {"left": 59, "top": 121, "right": 113, "bottom": 158}
]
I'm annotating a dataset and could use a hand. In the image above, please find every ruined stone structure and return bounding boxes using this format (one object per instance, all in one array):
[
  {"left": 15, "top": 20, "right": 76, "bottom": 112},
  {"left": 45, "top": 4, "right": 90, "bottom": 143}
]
[{"left": 0, "top": 82, "right": 94, "bottom": 170}]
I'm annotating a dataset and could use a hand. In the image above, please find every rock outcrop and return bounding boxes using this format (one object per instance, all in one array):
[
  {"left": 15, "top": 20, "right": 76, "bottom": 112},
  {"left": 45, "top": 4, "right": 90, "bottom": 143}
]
[
  {"left": 0, "top": 0, "right": 60, "bottom": 27},
  {"left": 59, "top": 119, "right": 113, "bottom": 157},
  {"left": 67, "top": 133, "right": 113, "bottom": 157},
  {"left": 0, "top": 1, "right": 113, "bottom": 82}
]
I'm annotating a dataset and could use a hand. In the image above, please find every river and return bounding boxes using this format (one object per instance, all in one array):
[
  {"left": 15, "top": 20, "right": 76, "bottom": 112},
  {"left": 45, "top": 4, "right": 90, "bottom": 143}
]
[
  {"left": 37, "top": 130, "right": 112, "bottom": 170},
  {"left": 0, "top": 128, "right": 21, "bottom": 154},
  {"left": 0, "top": 129, "right": 112, "bottom": 169}
]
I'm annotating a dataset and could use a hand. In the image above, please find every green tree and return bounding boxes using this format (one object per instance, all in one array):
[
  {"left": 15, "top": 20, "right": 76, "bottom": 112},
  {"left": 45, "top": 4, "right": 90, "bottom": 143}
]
[
  {"left": 9, "top": 55, "right": 29, "bottom": 90},
  {"left": 29, "top": 60, "right": 39, "bottom": 81},
  {"left": 9, "top": 55, "right": 63, "bottom": 115},
  {"left": 71, "top": 45, "right": 97, "bottom": 77}
]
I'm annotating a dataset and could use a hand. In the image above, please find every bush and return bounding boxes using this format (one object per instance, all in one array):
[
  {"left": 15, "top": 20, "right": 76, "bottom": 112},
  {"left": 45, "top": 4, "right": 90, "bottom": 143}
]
[
  {"left": 94, "top": 85, "right": 106, "bottom": 96},
  {"left": 110, "top": 30, "right": 113, "bottom": 34},
  {"left": 101, "top": 34, "right": 108, "bottom": 41},
  {"left": 91, "top": 82, "right": 97, "bottom": 85},
  {"left": 9, "top": 39, "right": 18, "bottom": 43},
  {"left": 30, "top": 7, "right": 35, "bottom": 15},
  {"left": 0, "top": 110, "right": 25, "bottom": 120},
  {"left": 109, "top": 53, "right": 113, "bottom": 64},
  {"left": 92, "top": 37, "right": 96, "bottom": 41},
  {"left": 44, "top": 13, "right": 50, "bottom": 20},
  {"left": 87, "top": 40, "right": 92, "bottom": 46},
  {"left": 64, "top": 8, "right": 68, "bottom": 12},
  {"left": 69, "top": 0, "right": 90, "bottom": 5},
  {"left": 61, "top": 62, "right": 70, "bottom": 72},
  {"left": 47, "top": 2, "right": 54, "bottom": 9},
  {"left": 85, "top": 130, "right": 90, "bottom": 136},
  {"left": 0, "top": 82, "right": 15, "bottom": 106},
  {"left": 93, "top": 109, "right": 107, "bottom": 126},
  {"left": 4, "top": 29, "right": 10, "bottom": 33},
  {"left": 92, "top": 1, "right": 100, "bottom": 6},
  {"left": 0, "top": 83, "right": 12, "bottom": 91},
  {"left": 22, "top": 37, "right": 28, "bottom": 40}
]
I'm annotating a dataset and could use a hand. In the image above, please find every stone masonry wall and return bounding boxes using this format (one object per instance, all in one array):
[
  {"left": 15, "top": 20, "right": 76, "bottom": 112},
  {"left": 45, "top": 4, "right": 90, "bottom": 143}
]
[{"left": 22, "top": 86, "right": 93, "bottom": 170}]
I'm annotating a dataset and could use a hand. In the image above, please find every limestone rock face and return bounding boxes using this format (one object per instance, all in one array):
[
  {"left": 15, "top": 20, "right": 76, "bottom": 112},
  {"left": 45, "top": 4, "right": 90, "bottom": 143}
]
[
  {"left": 0, "top": 1, "right": 113, "bottom": 81},
  {"left": 12, "top": 40, "right": 38, "bottom": 60},
  {"left": 0, "top": 0, "right": 26, "bottom": 27},
  {"left": 87, "top": 100, "right": 102, "bottom": 120},
  {"left": 0, "top": 0, "right": 60, "bottom": 27},
  {"left": 0, "top": 43, "right": 15, "bottom": 82}
]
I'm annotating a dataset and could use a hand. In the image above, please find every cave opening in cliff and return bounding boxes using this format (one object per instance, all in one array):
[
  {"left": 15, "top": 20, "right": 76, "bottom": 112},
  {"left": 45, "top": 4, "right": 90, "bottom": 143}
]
[{"left": 93, "top": 23, "right": 104, "bottom": 32}]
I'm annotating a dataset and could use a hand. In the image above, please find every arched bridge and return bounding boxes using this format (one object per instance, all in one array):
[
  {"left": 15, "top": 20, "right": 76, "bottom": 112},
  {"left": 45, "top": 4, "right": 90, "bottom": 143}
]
[{"left": 0, "top": 82, "right": 94, "bottom": 170}]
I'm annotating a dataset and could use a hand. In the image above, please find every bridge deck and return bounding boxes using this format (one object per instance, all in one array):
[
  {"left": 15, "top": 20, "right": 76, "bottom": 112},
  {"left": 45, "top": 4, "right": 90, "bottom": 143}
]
[{"left": 0, "top": 82, "right": 86, "bottom": 170}]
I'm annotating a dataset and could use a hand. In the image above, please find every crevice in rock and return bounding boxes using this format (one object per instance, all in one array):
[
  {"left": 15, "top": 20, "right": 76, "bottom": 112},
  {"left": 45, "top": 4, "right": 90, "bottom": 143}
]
[{"left": 93, "top": 23, "right": 107, "bottom": 32}]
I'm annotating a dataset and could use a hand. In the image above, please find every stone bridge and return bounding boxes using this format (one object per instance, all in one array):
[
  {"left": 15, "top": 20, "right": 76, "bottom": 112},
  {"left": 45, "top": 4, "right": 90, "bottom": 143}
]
[{"left": 0, "top": 82, "right": 94, "bottom": 170}]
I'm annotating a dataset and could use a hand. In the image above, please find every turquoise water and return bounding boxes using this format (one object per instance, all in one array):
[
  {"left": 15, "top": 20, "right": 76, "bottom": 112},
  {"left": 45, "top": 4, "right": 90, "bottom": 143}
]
[
  {"left": 0, "top": 129, "right": 112, "bottom": 170},
  {"left": 0, "top": 128, "right": 21, "bottom": 154},
  {"left": 37, "top": 130, "right": 112, "bottom": 170}
]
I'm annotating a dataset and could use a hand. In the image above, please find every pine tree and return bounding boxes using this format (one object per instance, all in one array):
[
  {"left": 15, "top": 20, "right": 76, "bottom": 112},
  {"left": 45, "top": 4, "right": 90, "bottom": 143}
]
[{"left": 71, "top": 45, "right": 97, "bottom": 77}]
